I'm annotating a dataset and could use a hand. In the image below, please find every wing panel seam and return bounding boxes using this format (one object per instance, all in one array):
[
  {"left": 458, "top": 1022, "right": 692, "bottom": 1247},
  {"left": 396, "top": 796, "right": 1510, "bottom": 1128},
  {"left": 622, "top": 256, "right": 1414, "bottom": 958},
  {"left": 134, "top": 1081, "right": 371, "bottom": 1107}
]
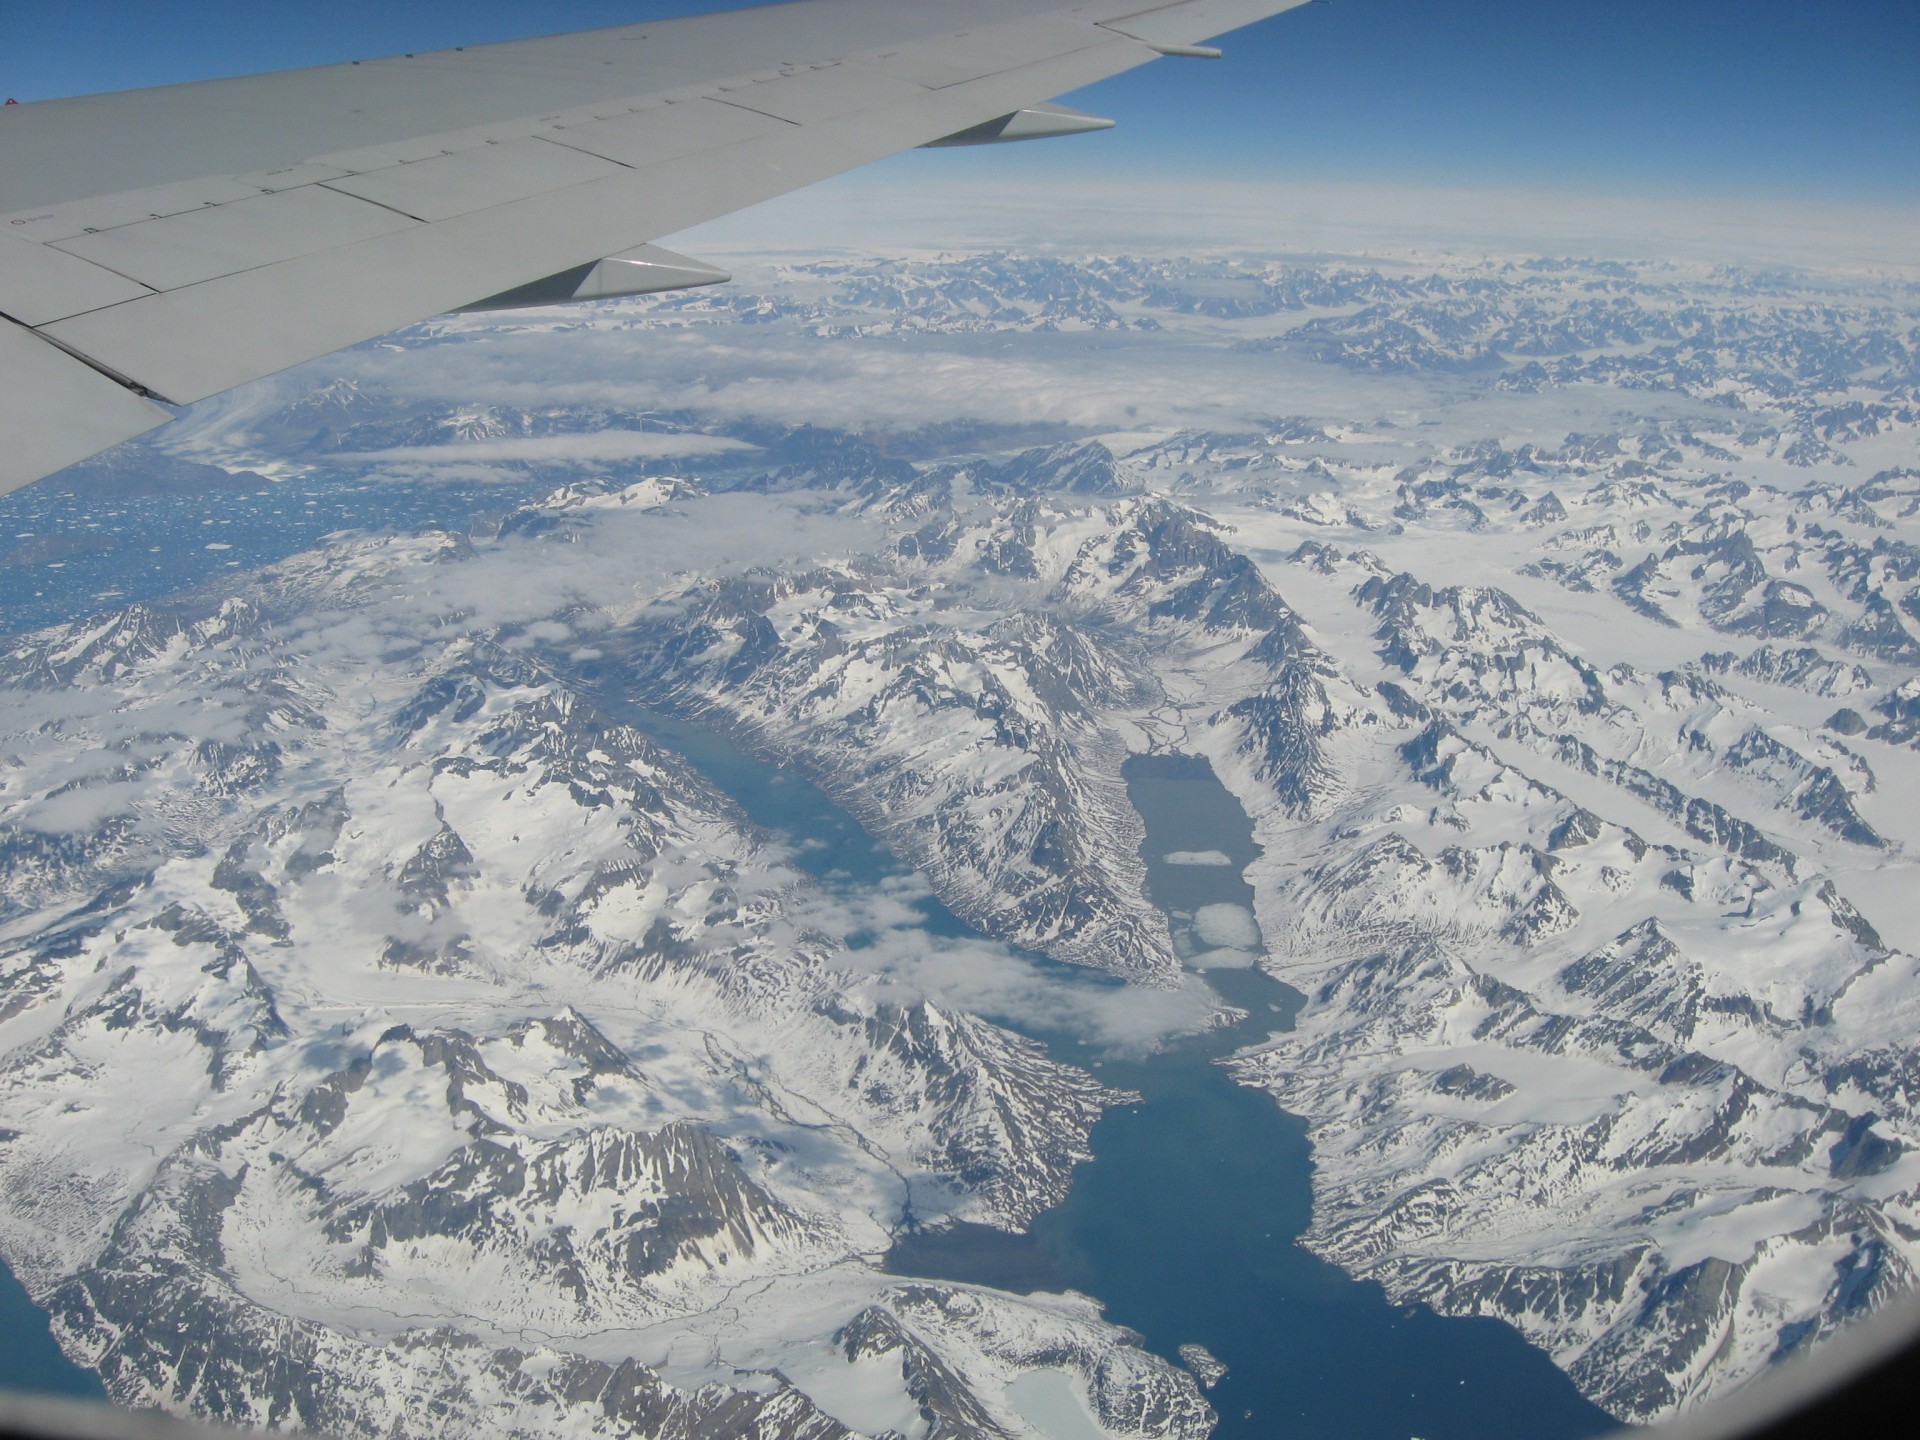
[
  {"left": 8, "top": 247, "right": 160, "bottom": 305},
  {"left": 705, "top": 97, "right": 807, "bottom": 127},
  {"left": 314, "top": 183, "right": 436, "bottom": 226},
  {"left": 1, "top": 310, "right": 179, "bottom": 406}
]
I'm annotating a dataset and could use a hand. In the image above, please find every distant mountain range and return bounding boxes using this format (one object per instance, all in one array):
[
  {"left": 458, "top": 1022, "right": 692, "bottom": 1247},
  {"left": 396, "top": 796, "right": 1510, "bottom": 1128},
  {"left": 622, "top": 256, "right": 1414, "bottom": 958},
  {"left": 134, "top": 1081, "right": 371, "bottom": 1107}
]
[{"left": 2, "top": 248, "right": 1917, "bottom": 1435}]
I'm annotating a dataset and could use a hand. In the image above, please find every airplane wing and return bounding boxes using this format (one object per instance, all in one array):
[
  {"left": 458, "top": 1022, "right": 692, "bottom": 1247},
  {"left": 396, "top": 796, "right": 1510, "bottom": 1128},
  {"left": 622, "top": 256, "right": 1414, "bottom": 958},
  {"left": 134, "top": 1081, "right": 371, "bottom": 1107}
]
[{"left": 0, "top": 0, "right": 1308, "bottom": 496}]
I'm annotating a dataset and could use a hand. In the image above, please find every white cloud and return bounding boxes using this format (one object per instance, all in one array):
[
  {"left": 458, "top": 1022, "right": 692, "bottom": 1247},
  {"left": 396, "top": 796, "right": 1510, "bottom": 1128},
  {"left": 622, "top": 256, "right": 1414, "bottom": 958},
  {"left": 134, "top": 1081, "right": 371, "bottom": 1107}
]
[
  {"left": 340, "top": 432, "right": 755, "bottom": 466},
  {"left": 324, "top": 289, "right": 1420, "bottom": 440},
  {"left": 667, "top": 164, "right": 1920, "bottom": 274},
  {"left": 779, "top": 871, "right": 1221, "bottom": 1053},
  {"left": 23, "top": 778, "right": 151, "bottom": 836}
]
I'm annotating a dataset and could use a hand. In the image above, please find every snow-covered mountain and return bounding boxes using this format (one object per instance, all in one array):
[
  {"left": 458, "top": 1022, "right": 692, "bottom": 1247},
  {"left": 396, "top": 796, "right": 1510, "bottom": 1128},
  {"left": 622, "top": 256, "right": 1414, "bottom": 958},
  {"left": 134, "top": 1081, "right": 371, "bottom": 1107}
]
[
  {"left": 4, "top": 246, "right": 1919, "bottom": 1435},
  {"left": 0, "top": 542, "right": 1201, "bottom": 1439}
]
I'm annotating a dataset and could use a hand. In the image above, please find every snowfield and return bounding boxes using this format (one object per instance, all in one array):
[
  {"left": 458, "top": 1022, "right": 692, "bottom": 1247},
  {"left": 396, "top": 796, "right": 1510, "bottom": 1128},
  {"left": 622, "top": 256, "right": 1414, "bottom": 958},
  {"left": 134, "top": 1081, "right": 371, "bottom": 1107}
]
[{"left": 3, "top": 246, "right": 1919, "bottom": 1433}]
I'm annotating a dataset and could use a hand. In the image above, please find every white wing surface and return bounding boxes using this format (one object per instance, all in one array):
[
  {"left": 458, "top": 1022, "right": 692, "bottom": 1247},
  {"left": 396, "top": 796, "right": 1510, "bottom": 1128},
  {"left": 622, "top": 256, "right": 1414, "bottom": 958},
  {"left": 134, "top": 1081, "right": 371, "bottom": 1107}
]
[{"left": 0, "top": 0, "right": 1308, "bottom": 495}]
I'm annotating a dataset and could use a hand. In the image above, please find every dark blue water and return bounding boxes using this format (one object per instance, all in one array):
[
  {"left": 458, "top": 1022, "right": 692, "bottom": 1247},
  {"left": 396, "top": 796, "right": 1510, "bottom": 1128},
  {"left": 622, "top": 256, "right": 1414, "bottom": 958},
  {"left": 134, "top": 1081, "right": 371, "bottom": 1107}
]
[
  {"left": 593, "top": 701, "right": 1621, "bottom": 1440},
  {"left": 0, "top": 1258, "right": 103, "bottom": 1399},
  {"left": 881, "top": 752, "right": 1616, "bottom": 1440},
  {"left": 0, "top": 635, "right": 1619, "bottom": 1432},
  {"left": 1125, "top": 752, "right": 1266, "bottom": 969},
  {"left": 600, "top": 700, "right": 972, "bottom": 930},
  {"left": 593, "top": 691, "right": 1131, "bottom": 1007}
]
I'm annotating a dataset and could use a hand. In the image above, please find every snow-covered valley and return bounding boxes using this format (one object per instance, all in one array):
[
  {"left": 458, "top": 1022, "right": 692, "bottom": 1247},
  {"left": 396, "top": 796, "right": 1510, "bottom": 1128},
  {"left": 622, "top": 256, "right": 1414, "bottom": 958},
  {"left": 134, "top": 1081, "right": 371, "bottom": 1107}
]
[{"left": 3, "top": 247, "right": 1919, "bottom": 1435}]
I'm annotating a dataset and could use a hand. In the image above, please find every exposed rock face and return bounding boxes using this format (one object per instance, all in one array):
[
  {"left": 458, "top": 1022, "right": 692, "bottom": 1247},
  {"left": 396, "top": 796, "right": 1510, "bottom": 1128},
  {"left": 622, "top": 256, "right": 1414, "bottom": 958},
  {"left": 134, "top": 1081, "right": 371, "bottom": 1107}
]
[
  {"left": 0, "top": 537, "right": 1176, "bottom": 1439},
  {"left": 6, "top": 246, "right": 1919, "bottom": 1434}
]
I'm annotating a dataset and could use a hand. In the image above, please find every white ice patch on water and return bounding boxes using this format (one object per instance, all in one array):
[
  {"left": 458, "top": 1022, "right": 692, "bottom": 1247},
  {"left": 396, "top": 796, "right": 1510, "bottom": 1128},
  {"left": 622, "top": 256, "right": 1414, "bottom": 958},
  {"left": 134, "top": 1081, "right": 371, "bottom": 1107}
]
[
  {"left": 1188, "top": 947, "right": 1257, "bottom": 970},
  {"left": 1004, "top": 1369, "right": 1106, "bottom": 1440},
  {"left": 1193, "top": 904, "right": 1262, "bottom": 950},
  {"left": 1163, "top": 850, "right": 1232, "bottom": 867}
]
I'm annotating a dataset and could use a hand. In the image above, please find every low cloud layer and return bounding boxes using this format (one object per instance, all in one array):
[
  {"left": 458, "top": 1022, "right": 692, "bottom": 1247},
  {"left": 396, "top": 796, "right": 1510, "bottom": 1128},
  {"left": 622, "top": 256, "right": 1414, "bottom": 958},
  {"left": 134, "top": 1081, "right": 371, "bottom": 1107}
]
[
  {"left": 341, "top": 432, "right": 756, "bottom": 465},
  {"left": 782, "top": 872, "right": 1221, "bottom": 1053},
  {"left": 671, "top": 166, "right": 1920, "bottom": 274}
]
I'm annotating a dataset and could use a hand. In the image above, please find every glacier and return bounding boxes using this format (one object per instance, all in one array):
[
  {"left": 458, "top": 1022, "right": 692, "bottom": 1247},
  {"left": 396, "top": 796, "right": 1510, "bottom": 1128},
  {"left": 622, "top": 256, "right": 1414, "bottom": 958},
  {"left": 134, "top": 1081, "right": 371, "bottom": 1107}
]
[{"left": 2, "top": 245, "right": 1918, "bottom": 1435}]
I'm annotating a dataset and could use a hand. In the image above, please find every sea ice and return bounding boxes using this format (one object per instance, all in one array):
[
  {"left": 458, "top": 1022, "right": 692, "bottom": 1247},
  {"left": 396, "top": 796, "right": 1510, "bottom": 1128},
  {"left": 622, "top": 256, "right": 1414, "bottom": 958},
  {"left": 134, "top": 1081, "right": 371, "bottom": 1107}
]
[
  {"left": 1193, "top": 903, "right": 1263, "bottom": 951},
  {"left": 1163, "top": 850, "right": 1233, "bottom": 866}
]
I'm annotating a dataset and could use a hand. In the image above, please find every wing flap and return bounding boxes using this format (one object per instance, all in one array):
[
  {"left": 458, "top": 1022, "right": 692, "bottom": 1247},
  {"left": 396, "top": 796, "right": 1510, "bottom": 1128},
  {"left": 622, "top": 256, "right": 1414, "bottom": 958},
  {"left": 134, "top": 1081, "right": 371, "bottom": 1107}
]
[
  {"left": 38, "top": 36, "right": 1147, "bottom": 407},
  {"left": 321, "top": 138, "right": 632, "bottom": 224},
  {"left": 3, "top": 174, "right": 273, "bottom": 245},
  {"left": 0, "top": 320, "right": 171, "bottom": 495},
  {"left": 305, "top": 116, "right": 580, "bottom": 177},
  {"left": 0, "top": 234, "right": 154, "bottom": 327},
  {"left": 49, "top": 186, "right": 420, "bottom": 293},
  {"left": 1, "top": 0, "right": 1317, "bottom": 493},
  {"left": 710, "top": 64, "right": 932, "bottom": 125},
  {"left": 542, "top": 97, "right": 795, "bottom": 169},
  {"left": 233, "top": 161, "right": 358, "bottom": 194}
]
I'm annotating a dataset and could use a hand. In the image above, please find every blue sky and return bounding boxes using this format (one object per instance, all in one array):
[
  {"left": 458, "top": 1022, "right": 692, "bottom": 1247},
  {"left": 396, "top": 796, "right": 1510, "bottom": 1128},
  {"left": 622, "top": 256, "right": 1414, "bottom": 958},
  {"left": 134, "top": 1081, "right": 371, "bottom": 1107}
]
[{"left": 2, "top": 1, "right": 1915, "bottom": 203}]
